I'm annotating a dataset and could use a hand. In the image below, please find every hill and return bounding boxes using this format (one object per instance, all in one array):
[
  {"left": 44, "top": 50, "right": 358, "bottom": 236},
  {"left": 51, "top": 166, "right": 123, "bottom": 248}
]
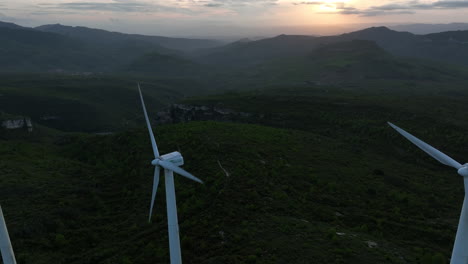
[
  {"left": 3, "top": 21, "right": 468, "bottom": 73},
  {"left": 196, "top": 26, "right": 468, "bottom": 68},
  {"left": 425, "top": 31, "right": 468, "bottom": 42},
  {"left": 0, "top": 21, "right": 24, "bottom": 29},
  {"left": 335, "top": 27, "right": 421, "bottom": 56},
  {"left": 390, "top": 23, "right": 468, "bottom": 34},
  {"left": 2, "top": 39, "right": 467, "bottom": 132},
  {"left": 337, "top": 27, "right": 468, "bottom": 67},
  {"left": 0, "top": 27, "right": 99, "bottom": 72},
  {"left": 1, "top": 100, "right": 466, "bottom": 263},
  {"left": 0, "top": 21, "right": 221, "bottom": 73},
  {"left": 126, "top": 52, "right": 201, "bottom": 76},
  {"left": 36, "top": 24, "right": 223, "bottom": 52},
  {"left": 0, "top": 74, "right": 209, "bottom": 132},
  {"left": 194, "top": 34, "right": 319, "bottom": 67},
  {"left": 206, "top": 39, "right": 468, "bottom": 90}
]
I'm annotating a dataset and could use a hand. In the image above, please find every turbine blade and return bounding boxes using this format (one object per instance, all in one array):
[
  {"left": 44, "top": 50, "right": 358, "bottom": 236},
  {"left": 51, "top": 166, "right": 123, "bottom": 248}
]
[
  {"left": 148, "top": 166, "right": 161, "bottom": 223},
  {"left": 388, "top": 122, "right": 462, "bottom": 169},
  {"left": 138, "top": 83, "right": 160, "bottom": 158},
  {"left": 158, "top": 160, "right": 204, "bottom": 184},
  {"left": 0, "top": 206, "right": 17, "bottom": 264},
  {"left": 451, "top": 178, "right": 468, "bottom": 263}
]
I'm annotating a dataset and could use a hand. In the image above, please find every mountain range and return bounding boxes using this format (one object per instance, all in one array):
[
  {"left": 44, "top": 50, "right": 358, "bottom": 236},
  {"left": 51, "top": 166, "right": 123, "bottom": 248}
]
[
  {"left": 1, "top": 21, "right": 468, "bottom": 78},
  {"left": 390, "top": 23, "right": 468, "bottom": 35},
  {"left": 195, "top": 26, "right": 468, "bottom": 69},
  {"left": 0, "top": 22, "right": 222, "bottom": 73}
]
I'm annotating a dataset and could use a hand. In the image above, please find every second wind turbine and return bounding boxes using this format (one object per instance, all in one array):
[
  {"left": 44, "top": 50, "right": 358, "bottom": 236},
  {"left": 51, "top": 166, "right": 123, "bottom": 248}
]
[{"left": 138, "top": 83, "right": 203, "bottom": 264}]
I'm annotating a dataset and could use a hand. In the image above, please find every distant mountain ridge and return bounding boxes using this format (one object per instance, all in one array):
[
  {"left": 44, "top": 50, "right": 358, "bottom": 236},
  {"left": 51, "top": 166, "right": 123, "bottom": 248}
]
[
  {"left": 36, "top": 24, "right": 223, "bottom": 51},
  {"left": 0, "top": 21, "right": 217, "bottom": 73},
  {"left": 390, "top": 23, "right": 468, "bottom": 34},
  {"left": 0, "top": 21, "right": 24, "bottom": 29},
  {"left": 338, "top": 27, "right": 468, "bottom": 67},
  {"left": 195, "top": 26, "right": 468, "bottom": 68},
  {"left": 2, "top": 20, "right": 468, "bottom": 73},
  {"left": 0, "top": 26, "right": 98, "bottom": 72},
  {"left": 194, "top": 34, "right": 320, "bottom": 66}
]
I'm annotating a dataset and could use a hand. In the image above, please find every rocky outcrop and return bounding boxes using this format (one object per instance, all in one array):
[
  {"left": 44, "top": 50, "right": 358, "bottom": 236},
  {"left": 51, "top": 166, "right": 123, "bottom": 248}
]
[{"left": 1, "top": 117, "right": 33, "bottom": 132}]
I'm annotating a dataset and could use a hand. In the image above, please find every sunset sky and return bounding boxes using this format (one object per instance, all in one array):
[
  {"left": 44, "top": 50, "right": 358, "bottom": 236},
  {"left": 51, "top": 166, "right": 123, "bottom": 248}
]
[{"left": 2, "top": 0, "right": 468, "bottom": 37}]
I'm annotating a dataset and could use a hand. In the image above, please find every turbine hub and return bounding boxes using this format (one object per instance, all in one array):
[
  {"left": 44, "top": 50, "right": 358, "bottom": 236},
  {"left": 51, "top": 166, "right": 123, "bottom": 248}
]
[{"left": 458, "top": 165, "right": 468, "bottom": 177}]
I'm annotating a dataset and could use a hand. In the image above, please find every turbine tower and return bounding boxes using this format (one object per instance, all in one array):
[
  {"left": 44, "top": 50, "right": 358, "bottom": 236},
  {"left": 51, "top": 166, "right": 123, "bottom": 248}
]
[
  {"left": 0, "top": 205, "right": 17, "bottom": 264},
  {"left": 138, "top": 83, "right": 203, "bottom": 264},
  {"left": 388, "top": 122, "right": 468, "bottom": 264}
]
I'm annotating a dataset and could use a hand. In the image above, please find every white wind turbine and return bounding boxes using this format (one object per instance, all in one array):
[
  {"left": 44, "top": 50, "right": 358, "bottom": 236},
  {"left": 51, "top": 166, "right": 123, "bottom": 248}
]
[
  {"left": 388, "top": 122, "right": 468, "bottom": 264},
  {"left": 0, "top": 205, "right": 17, "bottom": 264},
  {"left": 138, "top": 83, "right": 203, "bottom": 264}
]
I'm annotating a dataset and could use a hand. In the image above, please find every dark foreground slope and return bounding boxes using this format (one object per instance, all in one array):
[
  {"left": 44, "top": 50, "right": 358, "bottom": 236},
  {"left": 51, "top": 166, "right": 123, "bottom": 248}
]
[{"left": 0, "top": 113, "right": 464, "bottom": 264}]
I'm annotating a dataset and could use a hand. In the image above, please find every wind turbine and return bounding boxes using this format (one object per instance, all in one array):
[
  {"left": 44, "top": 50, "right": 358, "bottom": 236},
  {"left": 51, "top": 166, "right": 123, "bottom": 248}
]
[
  {"left": 0, "top": 205, "right": 17, "bottom": 264},
  {"left": 388, "top": 122, "right": 468, "bottom": 264},
  {"left": 138, "top": 83, "right": 203, "bottom": 264}
]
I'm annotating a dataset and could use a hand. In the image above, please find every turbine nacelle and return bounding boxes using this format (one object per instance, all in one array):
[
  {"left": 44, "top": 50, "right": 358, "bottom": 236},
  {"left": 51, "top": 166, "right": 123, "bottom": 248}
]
[
  {"left": 458, "top": 165, "right": 468, "bottom": 177},
  {"left": 152, "top": 152, "right": 184, "bottom": 167}
]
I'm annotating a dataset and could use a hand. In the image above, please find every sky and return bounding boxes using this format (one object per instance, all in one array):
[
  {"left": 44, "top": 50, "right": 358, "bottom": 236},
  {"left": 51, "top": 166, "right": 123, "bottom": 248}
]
[{"left": 2, "top": 0, "right": 468, "bottom": 38}]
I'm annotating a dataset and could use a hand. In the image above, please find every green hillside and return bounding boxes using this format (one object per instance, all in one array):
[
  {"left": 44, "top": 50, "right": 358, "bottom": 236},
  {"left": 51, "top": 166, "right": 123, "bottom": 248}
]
[
  {"left": 208, "top": 40, "right": 468, "bottom": 90},
  {"left": 0, "top": 27, "right": 98, "bottom": 72},
  {"left": 0, "top": 74, "right": 208, "bottom": 132},
  {"left": 2, "top": 71, "right": 468, "bottom": 263},
  {"left": 0, "top": 119, "right": 462, "bottom": 264},
  {"left": 126, "top": 53, "right": 201, "bottom": 76}
]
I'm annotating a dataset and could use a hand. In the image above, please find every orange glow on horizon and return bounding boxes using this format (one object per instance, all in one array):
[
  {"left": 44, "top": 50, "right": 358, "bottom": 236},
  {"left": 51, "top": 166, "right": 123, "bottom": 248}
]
[
  {"left": 278, "top": 0, "right": 355, "bottom": 26},
  {"left": 317, "top": 0, "right": 351, "bottom": 12}
]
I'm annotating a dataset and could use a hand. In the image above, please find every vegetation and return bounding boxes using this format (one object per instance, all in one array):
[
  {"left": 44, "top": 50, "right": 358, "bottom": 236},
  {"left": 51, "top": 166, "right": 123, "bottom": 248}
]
[
  {"left": 0, "top": 119, "right": 461, "bottom": 264},
  {"left": 3, "top": 76, "right": 468, "bottom": 262},
  {"left": 0, "top": 74, "right": 209, "bottom": 132}
]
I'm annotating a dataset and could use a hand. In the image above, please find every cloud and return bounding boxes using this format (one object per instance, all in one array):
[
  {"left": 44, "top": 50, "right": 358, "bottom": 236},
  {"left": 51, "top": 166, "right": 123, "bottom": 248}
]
[
  {"left": 37, "top": 0, "right": 197, "bottom": 15},
  {"left": 204, "top": 3, "right": 223, "bottom": 7},
  {"left": 34, "top": 0, "right": 280, "bottom": 16},
  {"left": 293, "top": 1, "right": 323, "bottom": 5},
  {"left": 29, "top": 10, "right": 79, "bottom": 15},
  {"left": 202, "top": 0, "right": 278, "bottom": 8},
  {"left": 295, "top": 0, "right": 468, "bottom": 16},
  {"left": 415, "top": 0, "right": 468, "bottom": 9}
]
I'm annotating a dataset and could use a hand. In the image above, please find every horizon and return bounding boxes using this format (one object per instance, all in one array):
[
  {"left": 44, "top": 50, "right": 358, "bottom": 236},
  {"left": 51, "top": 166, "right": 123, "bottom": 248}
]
[
  {"left": 2, "top": 19, "right": 468, "bottom": 41},
  {"left": 3, "top": 0, "right": 468, "bottom": 38}
]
